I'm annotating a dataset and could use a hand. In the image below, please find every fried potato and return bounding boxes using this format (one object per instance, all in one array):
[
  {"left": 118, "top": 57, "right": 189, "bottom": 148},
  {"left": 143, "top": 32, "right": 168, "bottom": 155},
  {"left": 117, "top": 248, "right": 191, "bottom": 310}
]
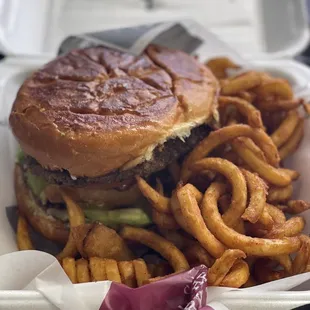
[
  {"left": 182, "top": 124, "right": 279, "bottom": 181},
  {"left": 206, "top": 57, "right": 240, "bottom": 79},
  {"left": 278, "top": 168, "right": 300, "bottom": 181},
  {"left": 153, "top": 262, "right": 173, "bottom": 277},
  {"left": 133, "top": 259, "right": 150, "bottom": 287},
  {"left": 120, "top": 226, "right": 190, "bottom": 272},
  {"left": 221, "top": 71, "right": 262, "bottom": 96},
  {"left": 76, "top": 258, "right": 90, "bottom": 283},
  {"left": 257, "top": 209, "right": 274, "bottom": 230},
  {"left": 62, "top": 257, "right": 77, "bottom": 284},
  {"left": 255, "top": 78, "right": 293, "bottom": 101},
  {"left": 152, "top": 209, "right": 179, "bottom": 230},
  {"left": 264, "top": 217, "right": 305, "bottom": 238},
  {"left": 136, "top": 176, "right": 170, "bottom": 214},
  {"left": 284, "top": 200, "right": 310, "bottom": 214},
  {"left": 271, "top": 110, "right": 299, "bottom": 147},
  {"left": 17, "top": 215, "right": 34, "bottom": 251},
  {"left": 191, "top": 158, "right": 247, "bottom": 228},
  {"left": 241, "top": 170, "right": 267, "bottom": 223},
  {"left": 171, "top": 184, "right": 225, "bottom": 258},
  {"left": 184, "top": 242, "right": 215, "bottom": 267},
  {"left": 268, "top": 184, "right": 293, "bottom": 203},
  {"left": 89, "top": 257, "right": 107, "bottom": 282},
  {"left": 238, "top": 91, "right": 256, "bottom": 103},
  {"left": 118, "top": 261, "right": 136, "bottom": 288},
  {"left": 155, "top": 178, "right": 164, "bottom": 195},
  {"left": 265, "top": 204, "right": 286, "bottom": 225},
  {"left": 232, "top": 138, "right": 291, "bottom": 186},
  {"left": 270, "top": 254, "right": 292, "bottom": 274},
  {"left": 219, "top": 96, "right": 263, "bottom": 128},
  {"left": 57, "top": 191, "right": 85, "bottom": 260},
  {"left": 208, "top": 249, "right": 246, "bottom": 285},
  {"left": 258, "top": 98, "right": 302, "bottom": 112},
  {"left": 254, "top": 259, "right": 285, "bottom": 283},
  {"left": 72, "top": 223, "right": 133, "bottom": 261},
  {"left": 279, "top": 119, "right": 304, "bottom": 160},
  {"left": 202, "top": 183, "right": 301, "bottom": 256},
  {"left": 105, "top": 259, "right": 122, "bottom": 283},
  {"left": 158, "top": 229, "right": 193, "bottom": 250},
  {"left": 220, "top": 260, "right": 250, "bottom": 288}
]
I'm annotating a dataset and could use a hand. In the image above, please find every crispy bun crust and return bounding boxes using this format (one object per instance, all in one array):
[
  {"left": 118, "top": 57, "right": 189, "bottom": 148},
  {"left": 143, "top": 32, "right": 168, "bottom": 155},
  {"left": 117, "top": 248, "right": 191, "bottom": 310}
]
[{"left": 10, "top": 45, "right": 218, "bottom": 177}]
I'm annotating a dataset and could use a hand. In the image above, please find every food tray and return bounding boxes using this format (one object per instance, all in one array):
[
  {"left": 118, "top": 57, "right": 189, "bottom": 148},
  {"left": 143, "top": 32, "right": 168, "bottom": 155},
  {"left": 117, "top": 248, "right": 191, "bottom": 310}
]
[{"left": 0, "top": 0, "right": 310, "bottom": 309}]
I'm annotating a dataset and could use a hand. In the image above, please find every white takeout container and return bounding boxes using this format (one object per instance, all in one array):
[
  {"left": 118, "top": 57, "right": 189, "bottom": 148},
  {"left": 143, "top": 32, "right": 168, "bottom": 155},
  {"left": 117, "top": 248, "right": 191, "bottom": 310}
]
[{"left": 1, "top": 0, "right": 310, "bottom": 309}]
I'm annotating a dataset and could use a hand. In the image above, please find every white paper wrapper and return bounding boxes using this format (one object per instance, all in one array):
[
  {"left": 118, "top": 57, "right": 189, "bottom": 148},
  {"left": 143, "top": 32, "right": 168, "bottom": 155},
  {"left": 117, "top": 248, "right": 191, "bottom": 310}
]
[{"left": 1, "top": 21, "right": 310, "bottom": 310}]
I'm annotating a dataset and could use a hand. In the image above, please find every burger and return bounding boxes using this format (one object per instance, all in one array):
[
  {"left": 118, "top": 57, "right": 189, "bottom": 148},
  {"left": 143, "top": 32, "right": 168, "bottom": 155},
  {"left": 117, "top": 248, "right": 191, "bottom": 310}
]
[{"left": 9, "top": 45, "right": 219, "bottom": 244}]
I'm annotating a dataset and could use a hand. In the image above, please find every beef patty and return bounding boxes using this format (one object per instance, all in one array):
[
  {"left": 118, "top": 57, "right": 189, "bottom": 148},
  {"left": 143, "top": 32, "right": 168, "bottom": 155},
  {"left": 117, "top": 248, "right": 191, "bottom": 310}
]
[{"left": 22, "top": 124, "right": 210, "bottom": 187}]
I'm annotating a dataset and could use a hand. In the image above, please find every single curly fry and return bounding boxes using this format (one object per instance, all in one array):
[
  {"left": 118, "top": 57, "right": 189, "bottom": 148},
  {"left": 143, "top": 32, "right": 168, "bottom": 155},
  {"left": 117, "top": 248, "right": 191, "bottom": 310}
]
[
  {"left": 255, "top": 78, "right": 293, "bottom": 100},
  {"left": 268, "top": 184, "right": 293, "bottom": 203},
  {"left": 257, "top": 98, "right": 302, "bottom": 112},
  {"left": 284, "top": 200, "right": 310, "bottom": 214},
  {"left": 269, "top": 254, "right": 292, "bottom": 274},
  {"left": 171, "top": 184, "right": 225, "bottom": 258},
  {"left": 219, "top": 96, "right": 263, "bottom": 128},
  {"left": 264, "top": 217, "right": 305, "bottom": 239},
  {"left": 221, "top": 71, "right": 262, "bottom": 95},
  {"left": 220, "top": 260, "right": 250, "bottom": 288},
  {"left": 231, "top": 138, "right": 291, "bottom": 186},
  {"left": 136, "top": 176, "right": 170, "bottom": 214},
  {"left": 271, "top": 110, "right": 300, "bottom": 147},
  {"left": 208, "top": 249, "right": 246, "bottom": 286},
  {"left": 120, "top": 226, "right": 190, "bottom": 272},
  {"left": 152, "top": 209, "right": 179, "bottom": 230},
  {"left": 191, "top": 158, "right": 247, "bottom": 228},
  {"left": 279, "top": 119, "right": 304, "bottom": 160},
  {"left": 205, "top": 57, "right": 240, "bottom": 79},
  {"left": 241, "top": 169, "right": 267, "bottom": 223}
]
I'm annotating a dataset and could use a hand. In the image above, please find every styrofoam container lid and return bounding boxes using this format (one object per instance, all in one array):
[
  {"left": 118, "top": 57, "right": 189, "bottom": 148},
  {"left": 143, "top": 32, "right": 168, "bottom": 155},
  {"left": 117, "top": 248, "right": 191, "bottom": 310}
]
[{"left": 0, "top": 0, "right": 309, "bottom": 59}]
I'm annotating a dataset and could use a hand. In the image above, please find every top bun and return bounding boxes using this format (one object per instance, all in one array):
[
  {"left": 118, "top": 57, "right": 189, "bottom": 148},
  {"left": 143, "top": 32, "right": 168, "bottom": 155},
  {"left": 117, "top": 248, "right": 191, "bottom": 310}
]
[{"left": 10, "top": 45, "right": 218, "bottom": 177}]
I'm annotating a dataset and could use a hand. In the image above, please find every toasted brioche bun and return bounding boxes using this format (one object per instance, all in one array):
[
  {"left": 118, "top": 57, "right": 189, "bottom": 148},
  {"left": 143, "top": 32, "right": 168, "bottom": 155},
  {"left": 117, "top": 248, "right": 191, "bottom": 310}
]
[
  {"left": 10, "top": 45, "right": 218, "bottom": 177},
  {"left": 15, "top": 165, "right": 69, "bottom": 244},
  {"left": 44, "top": 183, "right": 142, "bottom": 207}
]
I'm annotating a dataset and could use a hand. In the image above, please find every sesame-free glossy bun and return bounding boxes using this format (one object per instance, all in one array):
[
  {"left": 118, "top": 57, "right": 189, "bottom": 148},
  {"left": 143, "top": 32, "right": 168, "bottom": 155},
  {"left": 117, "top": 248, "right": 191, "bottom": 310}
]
[{"left": 10, "top": 45, "right": 218, "bottom": 177}]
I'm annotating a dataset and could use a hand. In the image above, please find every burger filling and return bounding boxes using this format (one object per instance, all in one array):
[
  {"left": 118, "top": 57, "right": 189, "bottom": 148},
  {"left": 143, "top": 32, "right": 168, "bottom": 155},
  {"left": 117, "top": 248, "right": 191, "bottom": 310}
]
[{"left": 16, "top": 124, "right": 210, "bottom": 230}]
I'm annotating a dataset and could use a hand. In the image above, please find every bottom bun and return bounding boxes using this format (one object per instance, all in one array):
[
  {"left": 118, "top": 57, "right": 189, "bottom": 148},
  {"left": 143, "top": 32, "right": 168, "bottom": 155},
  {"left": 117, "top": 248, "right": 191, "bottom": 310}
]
[
  {"left": 44, "top": 183, "right": 142, "bottom": 208},
  {"left": 15, "top": 165, "right": 69, "bottom": 244}
]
